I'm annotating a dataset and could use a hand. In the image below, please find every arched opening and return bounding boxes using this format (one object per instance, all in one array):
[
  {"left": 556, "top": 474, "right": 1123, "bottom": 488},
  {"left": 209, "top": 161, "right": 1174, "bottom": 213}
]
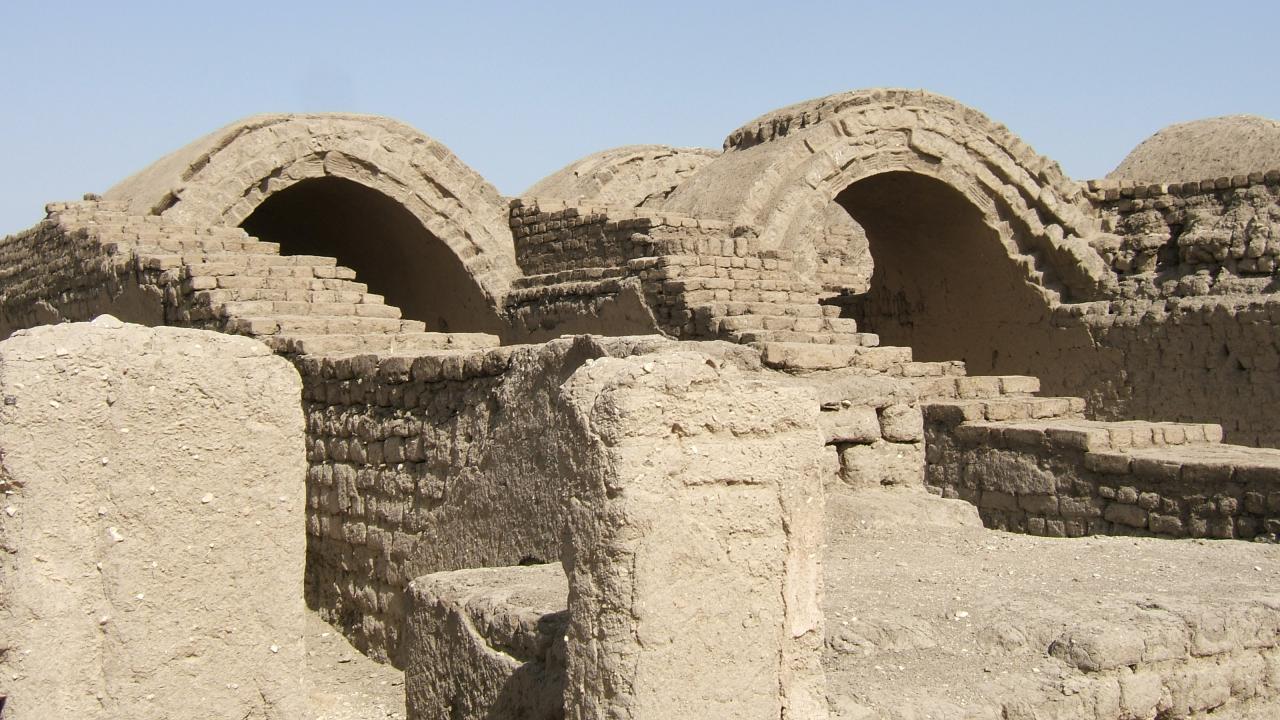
[
  {"left": 831, "top": 171, "right": 1054, "bottom": 375},
  {"left": 240, "top": 176, "right": 503, "bottom": 334}
]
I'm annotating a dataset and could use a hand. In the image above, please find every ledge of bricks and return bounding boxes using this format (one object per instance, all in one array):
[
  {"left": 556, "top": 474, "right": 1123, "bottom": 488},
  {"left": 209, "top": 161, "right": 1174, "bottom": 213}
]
[{"left": 927, "top": 407, "right": 1280, "bottom": 539}]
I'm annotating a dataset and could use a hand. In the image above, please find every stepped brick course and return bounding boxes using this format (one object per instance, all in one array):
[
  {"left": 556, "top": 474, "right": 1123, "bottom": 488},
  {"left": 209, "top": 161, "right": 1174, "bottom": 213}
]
[{"left": 926, "top": 404, "right": 1280, "bottom": 539}]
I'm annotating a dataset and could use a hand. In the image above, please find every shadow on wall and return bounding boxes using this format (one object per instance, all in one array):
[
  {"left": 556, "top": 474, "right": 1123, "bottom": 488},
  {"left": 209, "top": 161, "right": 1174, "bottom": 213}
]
[
  {"left": 832, "top": 171, "right": 1064, "bottom": 376},
  {"left": 241, "top": 176, "right": 506, "bottom": 335}
]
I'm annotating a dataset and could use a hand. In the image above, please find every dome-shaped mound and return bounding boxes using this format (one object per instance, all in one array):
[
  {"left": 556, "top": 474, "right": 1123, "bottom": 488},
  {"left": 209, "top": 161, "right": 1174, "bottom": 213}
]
[
  {"left": 523, "top": 145, "right": 719, "bottom": 208},
  {"left": 1108, "top": 115, "right": 1280, "bottom": 183}
]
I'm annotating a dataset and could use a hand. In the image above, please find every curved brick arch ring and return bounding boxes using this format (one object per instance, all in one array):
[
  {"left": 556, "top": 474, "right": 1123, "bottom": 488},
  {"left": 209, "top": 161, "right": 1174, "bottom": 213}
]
[
  {"left": 104, "top": 114, "right": 518, "bottom": 304},
  {"left": 663, "top": 89, "right": 1116, "bottom": 301}
]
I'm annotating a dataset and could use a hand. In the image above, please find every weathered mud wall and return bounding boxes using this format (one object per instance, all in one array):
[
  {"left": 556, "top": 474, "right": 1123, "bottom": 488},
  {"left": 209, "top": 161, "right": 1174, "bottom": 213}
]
[
  {"left": 298, "top": 335, "right": 760, "bottom": 663},
  {"left": 402, "top": 351, "right": 830, "bottom": 720},
  {"left": 1042, "top": 299, "right": 1280, "bottom": 448},
  {"left": 888, "top": 295, "right": 1280, "bottom": 450},
  {"left": 925, "top": 409, "right": 1280, "bottom": 540},
  {"left": 818, "top": 168, "right": 1280, "bottom": 449},
  {"left": 1091, "top": 177, "right": 1280, "bottom": 283},
  {"left": 0, "top": 319, "right": 307, "bottom": 719},
  {"left": 559, "top": 351, "right": 827, "bottom": 720}
]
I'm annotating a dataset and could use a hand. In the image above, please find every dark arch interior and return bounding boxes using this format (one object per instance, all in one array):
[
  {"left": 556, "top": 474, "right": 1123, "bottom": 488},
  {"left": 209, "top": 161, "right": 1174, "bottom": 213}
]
[
  {"left": 834, "top": 171, "right": 1056, "bottom": 375},
  {"left": 241, "top": 176, "right": 503, "bottom": 335}
]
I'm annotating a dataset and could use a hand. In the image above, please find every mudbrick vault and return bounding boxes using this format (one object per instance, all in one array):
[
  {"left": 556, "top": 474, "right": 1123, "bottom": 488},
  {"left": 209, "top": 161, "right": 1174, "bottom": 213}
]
[{"left": 2, "top": 88, "right": 1280, "bottom": 719}]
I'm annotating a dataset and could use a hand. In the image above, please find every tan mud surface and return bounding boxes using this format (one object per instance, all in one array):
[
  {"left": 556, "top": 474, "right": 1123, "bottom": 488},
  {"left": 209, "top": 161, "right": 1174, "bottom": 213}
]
[{"left": 823, "top": 488, "right": 1280, "bottom": 718}]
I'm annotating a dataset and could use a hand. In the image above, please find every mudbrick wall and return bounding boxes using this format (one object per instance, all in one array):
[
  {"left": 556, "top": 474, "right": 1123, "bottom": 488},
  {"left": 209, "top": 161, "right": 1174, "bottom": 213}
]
[
  {"left": 807, "top": 203, "right": 871, "bottom": 295},
  {"left": 1046, "top": 297, "right": 1280, "bottom": 448},
  {"left": 818, "top": 285, "right": 1280, "bottom": 450},
  {"left": 506, "top": 199, "right": 868, "bottom": 349},
  {"left": 555, "top": 351, "right": 827, "bottom": 720},
  {"left": 1088, "top": 171, "right": 1280, "bottom": 289},
  {"left": 0, "top": 203, "right": 168, "bottom": 336},
  {"left": 506, "top": 199, "right": 768, "bottom": 341},
  {"left": 822, "top": 172, "right": 1280, "bottom": 448},
  {"left": 924, "top": 401, "right": 1280, "bottom": 540},
  {"left": 400, "top": 348, "right": 830, "bottom": 720},
  {"left": 0, "top": 319, "right": 309, "bottom": 720},
  {"left": 6, "top": 196, "right": 1280, "bottom": 453},
  {"left": 297, "top": 334, "right": 760, "bottom": 663},
  {"left": 1022, "top": 174, "right": 1280, "bottom": 446},
  {"left": 509, "top": 200, "right": 739, "bottom": 276}
]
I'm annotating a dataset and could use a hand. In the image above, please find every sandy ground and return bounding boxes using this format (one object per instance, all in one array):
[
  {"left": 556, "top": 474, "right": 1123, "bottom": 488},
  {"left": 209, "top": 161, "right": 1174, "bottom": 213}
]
[
  {"left": 822, "top": 488, "right": 1280, "bottom": 718},
  {"left": 305, "top": 611, "right": 405, "bottom": 720}
]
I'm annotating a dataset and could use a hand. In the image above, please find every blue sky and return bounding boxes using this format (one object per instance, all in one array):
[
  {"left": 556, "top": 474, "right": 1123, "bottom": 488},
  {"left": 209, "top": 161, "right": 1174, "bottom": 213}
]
[{"left": 1, "top": 1, "right": 1277, "bottom": 234}]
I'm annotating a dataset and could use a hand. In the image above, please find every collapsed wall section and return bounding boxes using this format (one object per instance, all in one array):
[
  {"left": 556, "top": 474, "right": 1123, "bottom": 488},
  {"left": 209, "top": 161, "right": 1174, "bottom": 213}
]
[
  {"left": 504, "top": 199, "right": 859, "bottom": 348},
  {"left": 504, "top": 200, "right": 745, "bottom": 340},
  {"left": 0, "top": 318, "right": 308, "bottom": 719},
  {"left": 1087, "top": 172, "right": 1280, "bottom": 294}
]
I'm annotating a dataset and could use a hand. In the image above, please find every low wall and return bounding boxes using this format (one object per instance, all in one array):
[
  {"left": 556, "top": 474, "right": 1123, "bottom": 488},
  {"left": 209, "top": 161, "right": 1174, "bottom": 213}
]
[
  {"left": 509, "top": 200, "right": 737, "bottom": 276},
  {"left": 404, "top": 564, "right": 568, "bottom": 720},
  {"left": 505, "top": 199, "right": 822, "bottom": 343},
  {"left": 925, "top": 412, "right": 1280, "bottom": 540},
  {"left": 1042, "top": 298, "right": 1280, "bottom": 448},
  {"left": 503, "top": 275, "right": 663, "bottom": 342},
  {"left": 298, "top": 334, "right": 761, "bottom": 663}
]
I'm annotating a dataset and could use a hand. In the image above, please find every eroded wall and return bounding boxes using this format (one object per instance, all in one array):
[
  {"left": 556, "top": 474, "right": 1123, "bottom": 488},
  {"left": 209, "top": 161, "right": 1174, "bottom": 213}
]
[
  {"left": 0, "top": 319, "right": 307, "bottom": 719},
  {"left": 1090, "top": 174, "right": 1280, "bottom": 293},
  {"left": 298, "top": 334, "right": 760, "bottom": 663},
  {"left": 810, "top": 203, "right": 871, "bottom": 296},
  {"left": 819, "top": 172, "right": 1280, "bottom": 448},
  {"left": 559, "top": 352, "right": 827, "bottom": 720},
  {"left": 400, "top": 349, "right": 830, "bottom": 720},
  {"left": 1041, "top": 300, "right": 1280, "bottom": 448},
  {"left": 924, "top": 405, "right": 1280, "bottom": 540}
]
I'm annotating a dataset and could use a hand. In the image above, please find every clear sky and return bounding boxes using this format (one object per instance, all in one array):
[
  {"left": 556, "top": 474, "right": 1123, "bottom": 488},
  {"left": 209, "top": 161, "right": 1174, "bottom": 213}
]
[{"left": 2, "top": 0, "right": 1277, "bottom": 234}]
